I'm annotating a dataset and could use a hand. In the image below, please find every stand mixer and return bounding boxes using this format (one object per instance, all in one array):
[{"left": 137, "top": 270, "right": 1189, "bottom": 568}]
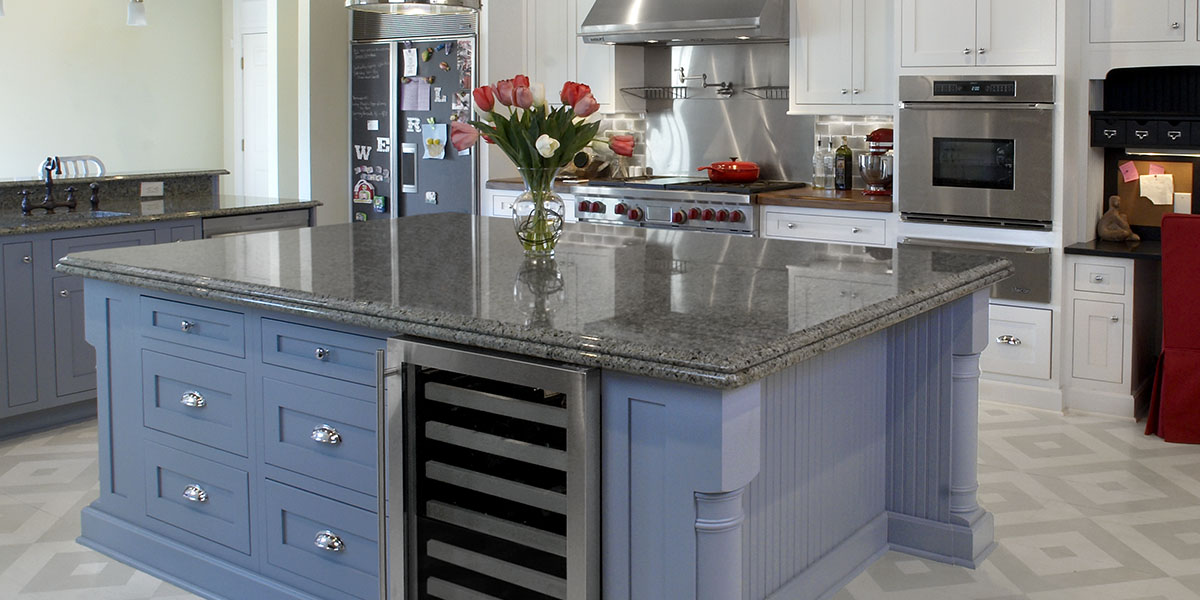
[{"left": 859, "top": 128, "right": 893, "bottom": 196}]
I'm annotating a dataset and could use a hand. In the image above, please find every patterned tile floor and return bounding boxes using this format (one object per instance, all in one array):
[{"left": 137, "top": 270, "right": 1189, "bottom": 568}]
[{"left": 3, "top": 404, "right": 1200, "bottom": 599}]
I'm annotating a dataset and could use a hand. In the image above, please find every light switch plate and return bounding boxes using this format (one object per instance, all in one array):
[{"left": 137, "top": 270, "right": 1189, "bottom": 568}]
[{"left": 140, "top": 182, "right": 164, "bottom": 197}]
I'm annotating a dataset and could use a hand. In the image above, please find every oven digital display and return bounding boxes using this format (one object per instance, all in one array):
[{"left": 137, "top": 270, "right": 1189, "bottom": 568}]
[
  {"left": 932, "top": 138, "right": 1016, "bottom": 191},
  {"left": 932, "top": 81, "right": 1017, "bottom": 97}
]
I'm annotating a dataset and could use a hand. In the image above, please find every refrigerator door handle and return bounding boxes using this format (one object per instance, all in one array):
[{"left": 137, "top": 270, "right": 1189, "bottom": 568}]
[{"left": 400, "top": 143, "right": 418, "bottom": 194}]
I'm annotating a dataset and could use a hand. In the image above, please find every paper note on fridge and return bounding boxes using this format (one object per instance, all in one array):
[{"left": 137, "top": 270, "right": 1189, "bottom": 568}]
[
  {"left": 401, "top": 79, "right": 431, "bottom": 111},
  {"left": 1140, "top": 174, "right": 1175, "bottom": 206}
]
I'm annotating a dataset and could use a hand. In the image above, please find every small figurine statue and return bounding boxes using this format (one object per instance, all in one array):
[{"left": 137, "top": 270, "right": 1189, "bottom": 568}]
[{"left": 1097, "top": 195, "right": 1140, "bottom": 242}]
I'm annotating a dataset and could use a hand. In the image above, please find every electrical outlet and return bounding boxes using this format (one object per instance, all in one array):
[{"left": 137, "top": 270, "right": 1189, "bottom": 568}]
[{"left": 140, "top": 182, "right": 164, "bottom": 197}]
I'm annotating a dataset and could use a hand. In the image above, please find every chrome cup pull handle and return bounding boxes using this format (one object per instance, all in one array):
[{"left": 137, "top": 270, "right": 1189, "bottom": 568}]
[
  {"left": 180, "top": 391, "right": 206, "bottom": 408},
  {"left": 314, "top": 347, "right": 331, "bottom": 360},
  {"left": 182, "top": 484, "right": 208, "bottom": 503},
  {"left": 311, "top": 424, "right": 342, "bottom": 446},
  {"left": 180, "top": 320, "right": 196, "bottom": 333},
  {"left": 996, "top": 335, "right": 1022, "bottom": 346},
  {"left": 314, "top": 530, "right": 345, "bottom": 552}
]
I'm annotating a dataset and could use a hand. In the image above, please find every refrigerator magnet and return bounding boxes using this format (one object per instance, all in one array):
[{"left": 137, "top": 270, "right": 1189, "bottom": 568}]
[
  {"left": 452, "top": 90, "right": 470, "bottom": 111},
  {"left": 354, "top": 212, "right": 368, "bottom": 222},
  {"left": 373, "top": 196, "right": 388, "bottom": 213},
  {"left": 433, "top": 87, "right": 448, "bottom": 104},
  {"left": 423, "top": 123, "right": 447, "bottom": 160},
  {"left": 353, "top": 180, "right": 376, "bottom": 204}
]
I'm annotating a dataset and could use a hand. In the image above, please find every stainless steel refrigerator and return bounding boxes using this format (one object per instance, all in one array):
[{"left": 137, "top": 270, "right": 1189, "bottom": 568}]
[{"left": 350, "top": 11, "right": 478, "bottom": 222}]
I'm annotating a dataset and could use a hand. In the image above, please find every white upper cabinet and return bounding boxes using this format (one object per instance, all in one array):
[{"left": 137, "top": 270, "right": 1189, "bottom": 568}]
[
  {"left": 791, "top": 0, "right": 895, "bottom": 113},
  {"left": 1089, "top": 0, "right": 1186, "bottom": 43},
  {"left": 529, "top": 0, "right": 573, "bottom": 89},
  {"left": 901, "top": 0, "right": 1057, "bottom": 67},
  {"left": 575, "top": 0, "right": 617, "bottom": 110}
]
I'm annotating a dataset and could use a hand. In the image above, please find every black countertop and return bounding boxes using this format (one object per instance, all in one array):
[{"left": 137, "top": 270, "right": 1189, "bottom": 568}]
[{"left": 1065, "top": 240, "right": 1162, "bottom": 261}]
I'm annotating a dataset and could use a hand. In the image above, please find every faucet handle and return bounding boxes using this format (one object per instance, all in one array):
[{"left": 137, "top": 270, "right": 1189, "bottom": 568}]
[
  {"left": 89, "top": 182, "right": 101, "bottom": 210},
  {"left": 65, "top": 186, "right": 77, "bottom": 211},
  {"left": 20, "top": 190, "right": 31, "bottom": 215}
]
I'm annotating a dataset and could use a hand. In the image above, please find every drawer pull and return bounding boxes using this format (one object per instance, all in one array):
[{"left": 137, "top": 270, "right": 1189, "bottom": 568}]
[
  {"left": 311, "top": 424, "right": 343, "bottom": 446},
  {"left": 59, "top": 290, "right": 69, "bottom": 298},
  {"left": 22, "top": 256, "right": 31, "bottom": 264},
  {"left": 182, "top": 484, "right": 208, "bottom": 503},
  {"left": 996, "top": 335, "right": 1022, "bottom": 346},
  {"left": 851, "top": 227, "right": 862, "bottom": 233},
  {"left": 314, "top": 530, "right": 345, "bottom": 552},
  {"left": 1103, "top": 129, "right": 1118, "bottom": 139},
  {"left": 786, "top": 222, "right": 796, "bottom": 229},
  {"left": 180, "top": 390, "right": 207, "bottom": 409},
  {"left": 1172, "top": 21, "right": 1181, "bottom": 29},
  {"left": 1093, "top": 274, "right": 1105, "bottom": 282},
  {"left": 180, "top": 320, "right": 196, "bottom": 333},
  {"left": 1134, "top": 130, "right": 1150, "bottom": 140},
  {"left": 314, "top": 347, "right": 331, "bottom": 360}
]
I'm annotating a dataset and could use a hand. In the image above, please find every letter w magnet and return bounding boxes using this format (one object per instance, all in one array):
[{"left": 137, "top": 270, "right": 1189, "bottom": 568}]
[{"left": 354, "top": 145, "right": 372, "bottom": 160}]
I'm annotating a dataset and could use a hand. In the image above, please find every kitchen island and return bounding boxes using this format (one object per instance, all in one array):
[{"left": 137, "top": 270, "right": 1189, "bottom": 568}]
[{"left": 58, "top": 213, "right": 1011, "bottom": 600}]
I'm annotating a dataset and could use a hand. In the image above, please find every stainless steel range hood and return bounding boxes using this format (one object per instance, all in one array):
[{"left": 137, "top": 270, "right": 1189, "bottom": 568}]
[{"left": 580, "top": 0, "right": 788, "bottom": 45}]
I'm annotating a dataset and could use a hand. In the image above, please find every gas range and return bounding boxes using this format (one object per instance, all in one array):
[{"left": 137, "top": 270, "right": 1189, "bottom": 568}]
[{"left": 568, "top": 177, "right": 805, "bottom": 236}]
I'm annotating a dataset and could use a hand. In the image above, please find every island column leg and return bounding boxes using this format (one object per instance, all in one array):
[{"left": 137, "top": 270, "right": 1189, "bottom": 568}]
[
  {"left": 949, "top": 290, "right": 994, "bottom": 557},
  {"left": 695, "top": 488, "right": 748, "bottom": 600}
]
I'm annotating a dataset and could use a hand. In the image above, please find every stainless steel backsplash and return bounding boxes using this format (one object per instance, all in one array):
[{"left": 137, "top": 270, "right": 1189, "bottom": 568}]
[{"left": 641, "top": 43, "right": 814, "bottom": 181}]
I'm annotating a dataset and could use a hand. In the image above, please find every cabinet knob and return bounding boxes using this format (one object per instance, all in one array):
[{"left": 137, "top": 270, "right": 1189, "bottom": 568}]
[
  {"left": 840, "top": 88, "right": 849, "bottom": 95},
  {"left": 1093, "top": 274, "right": 1105, "bottom": 282},
  {"left": 314, "top": 347, "right": 331, "bottom": 360},
  {"left": 182, "top": 484, "right": 208, "bottom": 503},
  {"left": 1172, "top": 21, "right": 1181, "bottom": 29},
  {"left": 311, "top": 424, "right": 342, "bottom": 446},
  {"left": 180, "top": 390, "right": 206, "bottom": 409},
  {"left": 786, "top": 222, "right": 797, "bottom": 229},
  {"left": 180, "top": 320, "right": 196, "bottom": 333},
  {"left": 852, "top": 89, "right": 860, "bottom": 95},
  {"left": 978, "top": 47, "right": 986, "bottom": 55},
  {"left": 996, "top": 335, "right": 1022, "bottom": 346},
  {"left": 1111, "top": 316, "right": 1120, "bottom": 323},
  {"left": 851, "top": 227, "right": 862, "bottom": 233},
  {"left": 59, "top": 290, "right": 69, "bottom": 298},
  {"left": 963, "top": 48, "right": 971, "bottom": 55},
  {"left": 314, "top": 530, "right": 346, "bottom": 553},
  {"left": 22, "top": 256, "right": 31, "bottom": 264}
]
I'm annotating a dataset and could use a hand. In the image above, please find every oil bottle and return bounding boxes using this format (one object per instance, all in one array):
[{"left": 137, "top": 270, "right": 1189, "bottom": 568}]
[{"left": 834, "top": 136, "right": 853, "bottom": 191}]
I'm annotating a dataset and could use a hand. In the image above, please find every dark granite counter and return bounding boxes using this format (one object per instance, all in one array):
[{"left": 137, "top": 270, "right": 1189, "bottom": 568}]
[
  {"left": 58, "top": 213, "right": 1011, "bottom": 388},
  {"left": 0, "top": 195, "right": 318, "bottom": 236},
  {"left": 1065, "top": 239, "right": 1162, "bottom": 261},
  {"left": 0, "top": 169, "right": 228, "bottom": 186}
]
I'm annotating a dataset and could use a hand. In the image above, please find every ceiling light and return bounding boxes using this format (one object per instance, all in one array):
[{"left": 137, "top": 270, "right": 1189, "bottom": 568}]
[
  {"left": 345, "top": 0, "right": 480, "bottom": 15},
  {"left": 127, "top": 0, "right": 147, "bottom": 26}
]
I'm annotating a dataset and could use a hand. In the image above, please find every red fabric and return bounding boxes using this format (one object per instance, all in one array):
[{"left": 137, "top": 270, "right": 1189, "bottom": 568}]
[{"left": 1146, "top": 214, "right": 1200, "bottom": 443}]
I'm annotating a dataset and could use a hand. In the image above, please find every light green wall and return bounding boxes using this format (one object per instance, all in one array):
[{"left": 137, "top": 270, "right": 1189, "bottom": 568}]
[{"left": 0, "top": 0, "right": 224, "bottom": 180}]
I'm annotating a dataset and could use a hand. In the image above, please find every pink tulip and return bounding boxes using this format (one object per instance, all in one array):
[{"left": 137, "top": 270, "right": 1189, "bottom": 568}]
[
  {"left": 573, "top": 93, "right": 600, "bottom": 117},
  {"left": 514, "top": 86, "right": 534, "bottom": 110},
  {"left": 472, "top": 85, "right": 495, "bottom": 112},
  {"left": 450, "top": 121, "right": 480, "bottom": 152},
  {"left": 494, "top": 79, "right": 515, "bottom": 106},
  {"left": 609, "top": 134, "right": 635, "bottom": 157},
  {"left": 513, "top": 74, "right": 530, "bottom": 88}
]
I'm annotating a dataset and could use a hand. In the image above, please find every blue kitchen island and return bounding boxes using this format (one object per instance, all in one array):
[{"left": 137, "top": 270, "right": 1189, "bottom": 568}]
[{"left": 58, "top": 213, "right": 1011, "bottom": 600}]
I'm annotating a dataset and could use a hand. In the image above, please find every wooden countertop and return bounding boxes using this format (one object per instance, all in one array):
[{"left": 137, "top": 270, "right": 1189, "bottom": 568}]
[{"left": 755, "top": 189, "right": 893, "bottom": 213}]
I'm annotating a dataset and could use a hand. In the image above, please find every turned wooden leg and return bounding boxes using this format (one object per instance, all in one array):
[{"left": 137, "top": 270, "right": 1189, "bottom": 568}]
[{"left": 695, "top": 488, "right": 748, "bottom": 600}]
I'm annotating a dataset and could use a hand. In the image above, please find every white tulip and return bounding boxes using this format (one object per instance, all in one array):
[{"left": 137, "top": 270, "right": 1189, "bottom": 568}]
[
  {"left": 531, "top": 83, "right": 547, "bottom": 107},
  {"left": 535, "top": 134, "right": 560, "bottom": 158}
]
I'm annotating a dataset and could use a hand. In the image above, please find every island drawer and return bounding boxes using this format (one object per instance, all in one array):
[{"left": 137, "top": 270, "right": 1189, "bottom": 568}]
[
  {"left": 981, "top": 304, "right": 1053, "bottom": 380},
  {"left": 142, "top": 350, "right": 249, "bottom": 457},
  {"left": 144, "top": 441, "right": 251, "bottom": 555},
  {"left": 1073, "top": 262, "right": 1126, "bottom": 296},
  {"left": 262, "top": 375, "right": 377, "bottom": 496},
  {"left": 763, "top": 210, "right": 888, "bottom": 246},
  {"left": 263, "top": 479, "right": 379, "bottom": 600},
  {"left": 261, "top": 319, "right": 384, "bottom": 385},
  {"left": 140, "top": 296, "right": 246, "bottom": 358}
]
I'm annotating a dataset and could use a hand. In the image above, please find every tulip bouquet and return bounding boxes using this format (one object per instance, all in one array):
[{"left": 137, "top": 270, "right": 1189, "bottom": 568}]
[{"left": 451, "top": 75, "right": 635, "bottom": 255}]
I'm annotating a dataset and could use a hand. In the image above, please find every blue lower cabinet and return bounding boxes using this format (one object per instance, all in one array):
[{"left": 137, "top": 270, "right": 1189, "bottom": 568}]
[
  {"left": 142, "top": 351, "right": 249, "bottom": 457},
  {"left": 140, "top": 296, "right": 246, "bottom": 359},
  {"left": 263, "top": 479, "right": 380, "bottom": 600},
  {"left": 261, "top": 318, "right": 382, "bottom": 385},
  {"left": 144, "top": 441, "right": 251, "bottom": 555}
]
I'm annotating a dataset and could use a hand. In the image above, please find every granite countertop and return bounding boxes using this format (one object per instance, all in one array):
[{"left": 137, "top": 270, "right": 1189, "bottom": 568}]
[
  {"left": 1064, "top": 239, "right": 1162, "bottom": 261},
  {"left": 0, "top": 169, "right": 228, "bottom": 186},
  {"left": 0, "top": 195, "right": 319, "bottom": 236},
  {"left": 58, "top": 213, "right": 1011, "bottom": 389}
]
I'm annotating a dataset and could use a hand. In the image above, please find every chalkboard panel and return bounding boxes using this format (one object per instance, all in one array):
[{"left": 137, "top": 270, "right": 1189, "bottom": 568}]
[{"left": 350, "top": 43, "right": 395, "bottom": 222}]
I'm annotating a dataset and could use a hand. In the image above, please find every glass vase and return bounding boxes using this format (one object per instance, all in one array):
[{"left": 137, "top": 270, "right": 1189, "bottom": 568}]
[{"left": 513, "top": 167, "right": 565, "bottom": 257}]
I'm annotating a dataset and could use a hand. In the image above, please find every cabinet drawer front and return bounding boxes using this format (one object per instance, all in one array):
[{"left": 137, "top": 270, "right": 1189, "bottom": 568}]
[
  {"left": 261, "top": 319, "right": 383, "bottom": 384},
  {"left": 51, "top": 229, "right": 157, "bottom": 263},
  {"left": 981, "top": 305, "right": 1053, "bottom": 380},
  {"left": 144, "top": 442, "right": 250, "bottom": 554},
  {"left": 1091, "top": 118, "right": 1126, "bottom": 146},
  {"left": 264, "top": 480, "right": 379, "bottom": 600},
  {"left": 263, "top": 377, "right": 377, "bottom": 496},
  {"left": 1073, "top": 262, "right": 1126, "bottom": 295},
  {"left": 140, "top": 297, "right": 246, "bottom": 358},
  {"left": 765, "top": 211, "right": 887, "bottom": 246},
  {"left": 142, "top": 351, "right": 249, "bottom": 457}
]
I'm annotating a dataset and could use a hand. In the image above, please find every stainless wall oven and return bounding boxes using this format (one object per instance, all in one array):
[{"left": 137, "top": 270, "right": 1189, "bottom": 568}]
[{"left": 898, "top": 75, "right": 1056, "bottom": 229}]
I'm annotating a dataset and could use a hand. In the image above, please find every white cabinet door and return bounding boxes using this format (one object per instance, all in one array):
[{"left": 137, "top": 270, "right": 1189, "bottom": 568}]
[
  {"left": 1090, "top": 0, "right": 1185, "bottom": 42},
  {"left": 854, "top": 0, "right": 895, "bottom": 105},
  {"left": 1072, "top": 299, "right": 1125, "bottom": 384},
  {"left": 575, "top": 0, "right": 616, "bottom": 109},
  {"left": 793, "top": 0, "right": 855, "bottom": 106},
  {"left": 529, "top": 0, "right": 574, "bottom": 92},
  {"left": 978, "top": 0, "right": 1057, "bottom": 65},
  {"left": 901, "top": 0, "right": 976, "bottom": 67}
]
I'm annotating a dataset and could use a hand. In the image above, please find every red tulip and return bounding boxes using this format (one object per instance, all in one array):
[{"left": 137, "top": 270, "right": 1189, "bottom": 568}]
[
  {"left": 494, "top": 79, "right": 515, "bottom": 106},
  {"left": 573, "top": 93, "right": 600, "bottom": 117},
  {"left": 482, "top": 134, "right": 495, "bottom": 144},
  {"left": 514, "top": 86, "right": 534, "bottom": 110},
  {"left": 609, "top": 134, "right": 635, "bottom": 157},
  {"left": 560, "top": 81, "right": 591, "bottom": 106},
  {"left": 513, "top": 74, "right": 530, "bottom": 88},
  {"left": 472, "top": 85, "right": 495, "bottom": 112},
  {"left": 450, "top": 121, "right": 479, "bottom": 152}
]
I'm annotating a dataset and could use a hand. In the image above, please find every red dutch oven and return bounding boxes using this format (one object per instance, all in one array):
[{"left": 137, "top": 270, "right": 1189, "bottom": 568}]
[{"left": 697, "top": 158, "right": 760, "bottom": 183}]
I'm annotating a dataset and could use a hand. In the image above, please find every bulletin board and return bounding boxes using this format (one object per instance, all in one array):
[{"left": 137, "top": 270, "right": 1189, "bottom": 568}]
[{"left": 1104, "top": 152, "right": 1200, "bottom": 240}]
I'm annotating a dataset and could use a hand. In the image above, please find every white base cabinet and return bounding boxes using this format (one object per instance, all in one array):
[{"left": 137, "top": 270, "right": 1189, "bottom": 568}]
[
  {"left": 760, "top": 206, "right": 896, "bottom": 247},
  {"left": 981, "top": 304, "right": 1053, "bottom": 381},
  {"left": 900, "top": 0, "right": 1057, "bottom": 67}
]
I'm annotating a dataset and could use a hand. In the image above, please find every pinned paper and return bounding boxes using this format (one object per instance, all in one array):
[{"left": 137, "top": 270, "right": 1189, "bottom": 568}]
[
  {"left": 401, "top": 78, "right": 431, "bottom": 111},
  {"left": 1149, "top": 163, "right": 1166, "bottom": 175},
  {"left": 1119, "top": 161, "right": 1140, "bottom": 183},
  {"left": 403, "top": 48, "right": 418, "bottom": 77},
  {"left": 422, "top": 123, "right": 447, "bottom": 160},
  {"left": 1176, "top": 193, "right": 1193, "bottom": 214},
  {"left": 1140, "top": 174, "right": 1175, "bottom": 206}
]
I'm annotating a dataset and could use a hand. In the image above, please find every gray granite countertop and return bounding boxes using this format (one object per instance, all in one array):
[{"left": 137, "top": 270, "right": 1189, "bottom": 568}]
[
  {"left": 58, "top": 213, "right": 1012, "bottom": 389},
  {"left": 0, "top": 195, "right": 318, "bottom": 236},
  {"left": 0, "top": 169, "right": 228, "bottom": 186}
]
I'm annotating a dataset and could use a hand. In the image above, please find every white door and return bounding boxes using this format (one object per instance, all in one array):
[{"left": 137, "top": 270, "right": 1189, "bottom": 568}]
[
  {"left": 1089, "top": 0, "right": 1186, "bottom": 42},
  {"left": 793, "top": 0, "right": 855, "bottom": 106},
  {"left": 977, "top": 0, "right": 1057, "bottom": 65},
  {"left": 1071, "top": 299, "right": 1125, "bottom": 384},
  {"left": 241, "top": 32, "right": 270, "bottom": 198},
  {"left": 854, "top": 0, "right": 895, "bottom": 105},
  {"left": 901, "top": 0, "right": 977, "bottom": 67}
]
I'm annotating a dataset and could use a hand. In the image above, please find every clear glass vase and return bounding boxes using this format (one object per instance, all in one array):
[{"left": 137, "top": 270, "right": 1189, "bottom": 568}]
[{"left": 513, "top": 167, "right": 565, "bottom": 257}]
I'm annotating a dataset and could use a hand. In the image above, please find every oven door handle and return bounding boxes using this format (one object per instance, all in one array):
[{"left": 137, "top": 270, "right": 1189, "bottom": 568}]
[
  {"left": 899, "top": 102, "right": 1054, "bottom": 111},
  {"left": 900, "top": 237, "right": 1052, "bottom": 255}
]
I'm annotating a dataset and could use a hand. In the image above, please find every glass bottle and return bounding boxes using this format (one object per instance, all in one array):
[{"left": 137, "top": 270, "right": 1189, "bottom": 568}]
[
  {"left": 811, "top": 139, "right": 826, "bottom": 189},
  {"left": 822, "top": 136, "right": 836, "bottom": 190},
  {"left": 834, "top": 136, "right": 853, "bottom": 191}
]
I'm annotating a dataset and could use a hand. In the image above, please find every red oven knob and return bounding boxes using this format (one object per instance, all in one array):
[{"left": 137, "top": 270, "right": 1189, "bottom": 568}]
[
  {"left": 688, "top": 208, "right": 702, "bottom": 220},
  {"left": 614, "top": 203, "right": 628, "bottom": 215},
  {"left": 716, "top": 209, "right": 730, "bottom": 222},
  {"left": 627, "top": 207, "right": 643, "bottom": 221},
  {"left": 730, "top": 210, "right": 745, "bottom": 223},
  {"left": 702, "top": 209, "right": 715, "bottom": 221},
  {"left": 672, "top": 210, "right": 686, "bottom": 224},
  {"left": 577, "top": 200, "right": 592, "bottom": 213},
  {"left": 592, "top": 201, "right": 606, "bottom": 213}
]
